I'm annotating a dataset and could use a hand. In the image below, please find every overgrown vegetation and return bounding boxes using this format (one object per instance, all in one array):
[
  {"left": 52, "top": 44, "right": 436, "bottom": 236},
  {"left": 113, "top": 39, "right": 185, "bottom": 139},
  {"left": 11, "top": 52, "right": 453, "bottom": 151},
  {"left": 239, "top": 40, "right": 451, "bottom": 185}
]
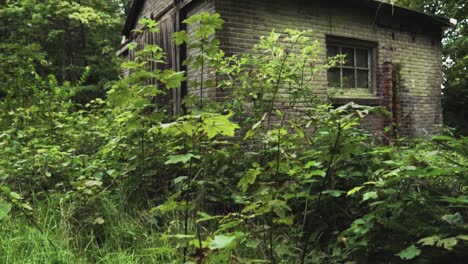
[
  {"left": 0, "top": 0, "right": 124, "bottom": 107},
  {"left": 0, "top": 3, "right": 467, "bottom": 264}
]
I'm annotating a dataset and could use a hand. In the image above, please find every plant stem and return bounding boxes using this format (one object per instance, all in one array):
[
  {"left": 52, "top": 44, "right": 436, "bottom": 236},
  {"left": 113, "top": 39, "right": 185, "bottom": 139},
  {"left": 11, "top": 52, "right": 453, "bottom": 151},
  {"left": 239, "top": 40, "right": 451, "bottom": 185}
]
[
  {"left": 270, "top": 220, "right": 275, "bottom": 264},
  {"left": 266, "top": 51, "right": 290, "bottom": 132},
  {"left": 183, "top": 158, "right": 194, "bottom": 263},
  {"left": 199, "top": 44, "right": 205, "bottom": 109},
  {"left": 300, "top": 120, "right": 343, "bottom": 264}
]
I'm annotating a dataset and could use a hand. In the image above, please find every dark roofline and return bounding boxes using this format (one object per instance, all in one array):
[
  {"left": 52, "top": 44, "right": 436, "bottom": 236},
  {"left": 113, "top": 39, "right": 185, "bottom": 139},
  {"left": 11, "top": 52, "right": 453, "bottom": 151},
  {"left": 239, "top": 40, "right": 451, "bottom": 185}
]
[
  {"left": 370, "top": 1, "right": 454, "bottom": 27},
  {"left": 121, "top": 0, "right": 454, "bottom": 38},
  {"left": 121, "top": 0, "right": 145, "bottom": 37}
]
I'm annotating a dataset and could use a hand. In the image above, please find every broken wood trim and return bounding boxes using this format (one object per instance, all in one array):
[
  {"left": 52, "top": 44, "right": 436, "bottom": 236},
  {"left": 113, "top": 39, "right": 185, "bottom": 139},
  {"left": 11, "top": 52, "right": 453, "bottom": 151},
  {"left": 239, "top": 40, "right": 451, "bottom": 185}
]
[
  {"left": 392, "top": 64, "right": 402, "bottom": 139},
  {"left": 383, "top": 62, "right": 394, "bottom": 136}
]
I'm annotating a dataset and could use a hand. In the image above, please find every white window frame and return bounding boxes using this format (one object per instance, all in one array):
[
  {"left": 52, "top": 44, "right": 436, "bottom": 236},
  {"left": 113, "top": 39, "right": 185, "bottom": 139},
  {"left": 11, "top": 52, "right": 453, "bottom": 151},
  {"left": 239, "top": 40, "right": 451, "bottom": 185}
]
[{"left": 326, "top": 36, "right": 377, "bottom": 96}]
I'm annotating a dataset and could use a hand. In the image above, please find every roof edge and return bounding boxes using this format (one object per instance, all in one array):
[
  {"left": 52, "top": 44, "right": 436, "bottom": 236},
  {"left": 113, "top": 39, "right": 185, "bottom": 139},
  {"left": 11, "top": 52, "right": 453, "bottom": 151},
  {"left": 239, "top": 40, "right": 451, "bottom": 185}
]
[
  {"left": 375, "top": 1, "right": 454, "bottom": 27},
  {"left": 121, "top": 0, "right": 146, "bottom": 37},
  {"left": 121, "top": 0, "right": 455, "bottom": 37}
]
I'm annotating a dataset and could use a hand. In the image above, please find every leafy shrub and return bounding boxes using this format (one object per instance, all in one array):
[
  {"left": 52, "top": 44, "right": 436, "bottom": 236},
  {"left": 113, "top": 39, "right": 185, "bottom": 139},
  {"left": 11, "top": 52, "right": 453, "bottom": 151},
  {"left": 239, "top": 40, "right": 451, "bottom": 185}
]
[{"left": 0, "top": 12, "right": 466, "bottom": 264}]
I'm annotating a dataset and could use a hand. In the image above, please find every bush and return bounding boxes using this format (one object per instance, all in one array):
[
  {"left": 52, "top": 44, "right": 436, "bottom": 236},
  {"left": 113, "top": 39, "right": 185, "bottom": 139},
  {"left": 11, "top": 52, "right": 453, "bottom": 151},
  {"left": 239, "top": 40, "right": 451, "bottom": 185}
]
[{"left": 0, "top": 12, "right": 466, "bottom": 263}]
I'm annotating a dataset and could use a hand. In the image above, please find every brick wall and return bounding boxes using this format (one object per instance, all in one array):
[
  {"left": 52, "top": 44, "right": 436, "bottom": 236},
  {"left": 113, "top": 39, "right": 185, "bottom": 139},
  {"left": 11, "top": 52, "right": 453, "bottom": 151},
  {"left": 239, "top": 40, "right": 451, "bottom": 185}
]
[
  {"left": 127, "top": 0, "right": 444, "bottom": 136},
  {"left": 185, "top": 0, "right": 217, "bottom": 101},
  {"left": 215, "top": 0, "right": 444, "bottom": 136}
]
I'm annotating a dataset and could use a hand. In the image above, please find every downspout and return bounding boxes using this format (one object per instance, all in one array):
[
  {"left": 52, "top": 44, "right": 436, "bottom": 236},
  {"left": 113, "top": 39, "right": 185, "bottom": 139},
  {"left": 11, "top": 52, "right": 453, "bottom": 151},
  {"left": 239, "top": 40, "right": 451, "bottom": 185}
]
[
  {"left": 392, "top": 65, "right": 401, "bottom": 139},
  {"left": 383, "top": 62, "right": 402, "bottom": 139},
  {"left": 383, "top": 62, "right": 394, "bottom": 137}
]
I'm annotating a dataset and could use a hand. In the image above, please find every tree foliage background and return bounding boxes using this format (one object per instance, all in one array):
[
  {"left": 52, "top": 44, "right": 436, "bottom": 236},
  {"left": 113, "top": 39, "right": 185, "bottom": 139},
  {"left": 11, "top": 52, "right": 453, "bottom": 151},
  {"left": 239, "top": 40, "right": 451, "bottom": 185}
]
[{"left": 0, "top": 0, "right": 126, "bottom": 106}]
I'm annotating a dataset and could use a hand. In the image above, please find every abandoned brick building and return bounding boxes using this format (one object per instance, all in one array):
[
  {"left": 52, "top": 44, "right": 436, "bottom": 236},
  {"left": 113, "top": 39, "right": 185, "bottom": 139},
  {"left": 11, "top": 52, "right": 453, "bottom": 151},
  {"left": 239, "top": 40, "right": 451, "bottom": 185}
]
[{"left": 119, "top": 0, "right": 453, "bottom": 136}]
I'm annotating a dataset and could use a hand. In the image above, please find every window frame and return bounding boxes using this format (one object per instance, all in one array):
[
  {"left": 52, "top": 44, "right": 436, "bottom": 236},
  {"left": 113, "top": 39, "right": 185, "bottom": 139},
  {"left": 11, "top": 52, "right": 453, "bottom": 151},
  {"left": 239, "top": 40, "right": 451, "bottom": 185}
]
[{"left": 326, "top": 36, "right": 377, "bottom": 96}]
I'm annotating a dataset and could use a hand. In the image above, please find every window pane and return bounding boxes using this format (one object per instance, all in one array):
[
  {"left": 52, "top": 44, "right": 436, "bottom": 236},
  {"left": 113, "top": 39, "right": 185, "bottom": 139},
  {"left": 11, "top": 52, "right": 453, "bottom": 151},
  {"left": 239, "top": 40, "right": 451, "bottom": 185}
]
[
  {"left": 342, "top": 69, "right": 355, "bottom": 88},
  {"left": 328, "top": 68, "right": 341, "bottom": 88},
  {"left": 356, "top": 49, "right": 369, "bottom": 68},
  {"left": 327, "top": 45, "right": 339, "bottom": 58},
  {"left": 357, "top": 70, "right": 369, "bottom": 88},
  {"left": 341, "top": 47, "right": 354, "bottom": 67}
]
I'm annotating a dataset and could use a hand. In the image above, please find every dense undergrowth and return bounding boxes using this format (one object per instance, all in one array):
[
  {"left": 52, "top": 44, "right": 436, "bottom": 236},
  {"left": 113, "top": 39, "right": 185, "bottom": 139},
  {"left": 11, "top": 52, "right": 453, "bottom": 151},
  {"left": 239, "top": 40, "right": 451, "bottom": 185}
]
[{"left": 0, "top": 13, "right": 467, "bottom": 263}]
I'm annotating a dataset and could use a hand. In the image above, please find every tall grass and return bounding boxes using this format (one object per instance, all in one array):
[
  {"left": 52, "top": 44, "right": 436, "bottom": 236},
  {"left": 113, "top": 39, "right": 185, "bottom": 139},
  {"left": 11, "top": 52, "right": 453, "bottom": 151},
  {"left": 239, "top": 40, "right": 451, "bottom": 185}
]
[{"left": 0, "top": 193, "right": 177, "bottom": 264}]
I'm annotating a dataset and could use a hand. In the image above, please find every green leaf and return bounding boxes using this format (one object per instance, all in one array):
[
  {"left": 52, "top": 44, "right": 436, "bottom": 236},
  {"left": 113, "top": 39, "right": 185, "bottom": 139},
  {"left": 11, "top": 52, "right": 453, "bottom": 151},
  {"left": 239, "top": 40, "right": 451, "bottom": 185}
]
[
  {"left": 85, "top": 180, "right": 103, "bottom": 187},
  {"left": 202, "top": 112, "right": 240, "bottom": 139},
  {"left": 173, "top": 30, "right": 189, "bottom": 45},
  {"left": 0, "top": 202, "right": 12, "bottom": 220},
  {"left": 275, "top": 215, "right": 295, "bottom": 226},
  {"left": 323, "top": 190, "right": 344, "bottom": 198},
  {"left": 419, "top": 236, "right": 462, "bottom": 250},
  {"left": 362, "top": 191, "right": 378, "bottom": 202},
  {"left": 93, "top": 217, "right": 105, "bottom": 225},
  {"left": 20, "top": 203, "right": 33, "bottom": 211},
  {"left": 437, "top": 238, "right": 458, "bottom": 250},
  {"left": 238, "top": 169, "right": 261, "bottom": 192},
  {"left": 442, "top": 213, "right": 463, "bottom": 226},
  {"left": 160, "top": 70, "right": 186, "bottom": 89},
  {"left": 268, "top": 199, "right": 291, "bottom": 218},
  {"left": 9, "top": 192, "right": 22, "bottom": 200},
  {"left": 142, "top": 246, "right": 177, "bottom": 255},
  {"left": 165, "top": 153, "right": 200, "bottom": 165},
  {"left": 161, "top": 234, "right": 195, "bottom": 241},
  {"left": 418, "top": 236, "right": 441, "bottom": 246},
  {"left": 106, "top": 169, "right": 117, "bottom": 177},
  {"left": 275, "top": 245, "right": 298, "bottom": 257},
  {"left": 347, "top": 186, "right": 365, "bottom": 196},
  {"left": 439, "top": 195, "right": 468, "bottom": 204},
  {"left": 432, "top": 135, "right": 454, "bottom": 142},
  {"left": 196, "top": 212, "right": 222, "bottom": 223},
  {"left": 245, "top": 239, "right": 260, "bottom": 248},
  {"left": 139, "top": 18, "right": 158, "bottom": 31},
  {"left": 398, "top": 245, "right": 421, "bottom": 260},
  {"left": 173, "top": 176, "right": 188, "bottom": 185},
  {"left": 304, "top": 161, "right": 321, "bottom": 169},
  {"left": 209, "top": 235, "right": 237, "bottom": 250},
  {"left": 305, "top": 169, "right": 326, "bottom": 179}
]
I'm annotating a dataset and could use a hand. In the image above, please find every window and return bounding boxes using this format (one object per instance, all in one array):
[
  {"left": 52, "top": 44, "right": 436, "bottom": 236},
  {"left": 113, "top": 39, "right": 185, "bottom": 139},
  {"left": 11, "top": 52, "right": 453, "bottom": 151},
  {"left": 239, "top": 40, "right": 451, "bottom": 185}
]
[{"left": 326, "top": 37, "right": 376, "bottom": 94}]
